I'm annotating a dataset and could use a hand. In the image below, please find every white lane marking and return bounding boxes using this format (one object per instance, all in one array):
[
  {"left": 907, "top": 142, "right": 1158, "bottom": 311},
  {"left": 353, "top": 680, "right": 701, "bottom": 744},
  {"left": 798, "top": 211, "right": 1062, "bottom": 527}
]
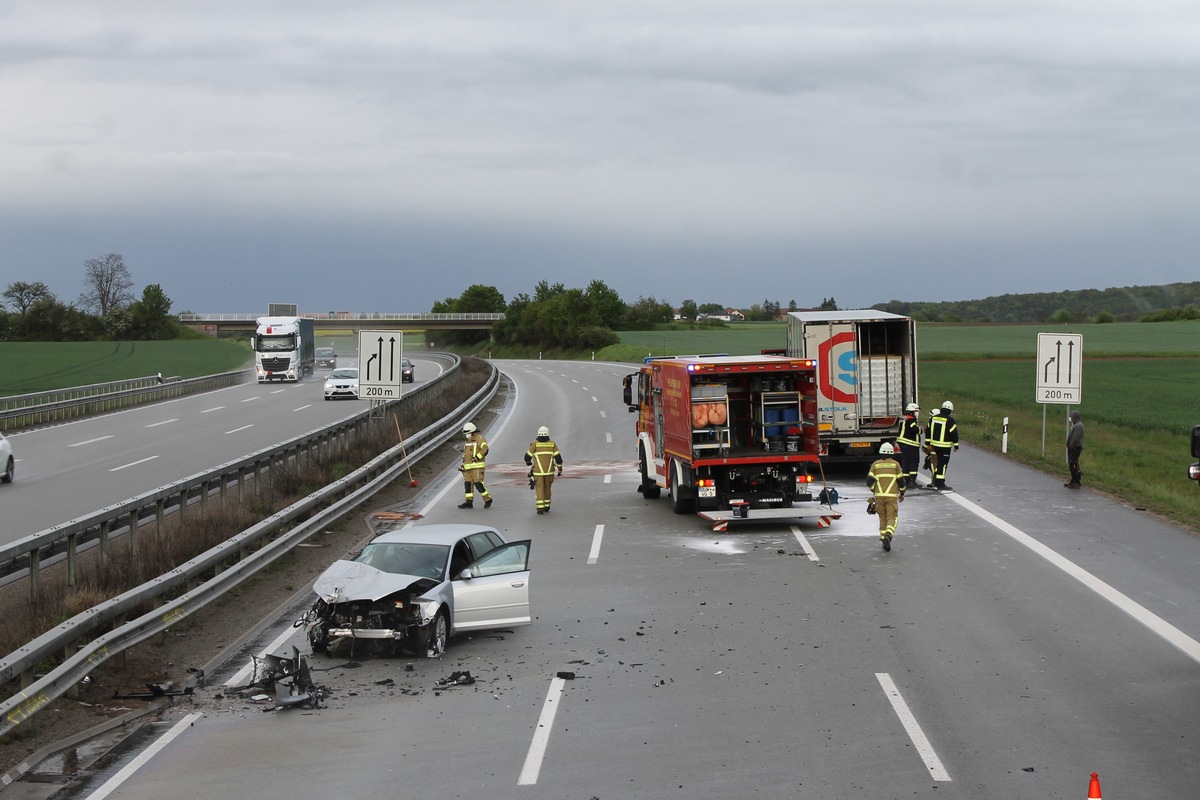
[
  {"left": 599, "top": 408, "right": 605, "bottom": 416},
  {"left": 605, "top": 432, "right": 612, "bottom": 443},
  {"left": 240, "top": 397, "right": 259, "bottom": 403},
  {"left": 110, "top": 456, "right": 158, "bottom": 472},
  {"left": 293, "top": 405, "right": 312, "bottom": 411},
  {"left": 69, "top": 436, "right": 114, "bottom": 447},
  {"left": 85, "top": 712, "right": 204, "bottom": 800},
  {"left": 604, "top": 474, "right": 612, "bottom": 484},
  {"left": 876, "top": 673, "right": 951, "bottom": 782},
  {"left": 518, "top": 677, "right": 567, "bottom": 785},
  {"left": 145, "top": 419, "right": 178, "bottom": 428},
  {"left": 271, "top": 389, "right": 287, "bottom": 395},
  {"left": 225, "top": 425, "right": 254, "bottom": 435},
  {"left": 200, "top": 406, "right": 224, "bottom": 414},
  {"left": 587, "top": 524, "right": 605, "bottom": 564},
  {"left": 945, "top": 491, "right": 1200, "bottom": 665},
  {"left": 790, "top": 526, "right": 819, "bottom": 562}
]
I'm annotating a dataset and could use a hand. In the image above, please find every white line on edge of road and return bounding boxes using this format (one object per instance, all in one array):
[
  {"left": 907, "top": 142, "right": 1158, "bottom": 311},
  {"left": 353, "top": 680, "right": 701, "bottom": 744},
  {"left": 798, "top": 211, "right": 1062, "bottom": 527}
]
[
  {"left": 790, "top": 526, "right": 819, "bottom": 561},
  {"left": 587, "top": 524, "right": 604, "bottom": 564},
  {"left": 85, "top": 712, "right": 204, "bottom": 800},
  {"left": 876, "top": 673, "right": 951, "bottom": 782},
  {"left": 944, "top": 491, "right": 1200, "bottom": 665},
  {"left": 517, "top": 676, "right": 567, "bottom": 785}
]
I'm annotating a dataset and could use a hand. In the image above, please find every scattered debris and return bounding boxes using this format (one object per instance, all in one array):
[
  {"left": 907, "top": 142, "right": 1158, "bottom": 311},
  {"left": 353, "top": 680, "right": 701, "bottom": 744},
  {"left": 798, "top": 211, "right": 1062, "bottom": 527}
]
[
  {"left": 436, "top": 670, "right": 475, "bottom": 687},
  {"left": 556, "top": 671, "right": 576, "bottom": 680}
]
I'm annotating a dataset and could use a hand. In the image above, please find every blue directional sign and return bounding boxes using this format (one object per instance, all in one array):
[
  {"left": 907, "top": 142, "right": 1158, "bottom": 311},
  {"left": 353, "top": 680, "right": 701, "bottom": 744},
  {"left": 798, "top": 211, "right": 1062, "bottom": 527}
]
[
  {"left": 357, "top": 330, "right": 404, "bottom": 400},
  {"left": 1036, "top": 332, "right": 1082, "bottom": 404}
]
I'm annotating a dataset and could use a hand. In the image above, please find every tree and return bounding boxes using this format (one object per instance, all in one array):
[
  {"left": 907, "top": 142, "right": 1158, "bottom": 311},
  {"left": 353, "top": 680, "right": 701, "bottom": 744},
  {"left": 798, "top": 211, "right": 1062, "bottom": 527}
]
[
  {"left": 3, "top": 281, "right": 53, "bottom": 314},
  {"left": 788, "top": 299, "right": 798, "bottom": 312},
  {"left": 679, "top": 299, "right": 698, "bottom": 322},
  {"left": 585, "top": 280, "right": 626, "bottom": 330},
  {"left": 624, "top": 296, "right": 674, "bottom": 329},
  {"left": 79, "top": 253, "right": 135, "bottom": 317},
  {"left": 128, "top": 283, "right": 174, "bottom": 339},
  {"left": 819, "top": 297, "right": 838, "bottom": 311},
  {"left": 431, "top": 284, "right": 505, "bottom": 345}
]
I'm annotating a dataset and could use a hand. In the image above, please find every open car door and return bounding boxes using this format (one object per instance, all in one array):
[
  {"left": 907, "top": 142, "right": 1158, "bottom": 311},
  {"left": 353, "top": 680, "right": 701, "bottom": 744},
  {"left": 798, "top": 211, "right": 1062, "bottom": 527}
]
[{"left": 451, "top": 540, "right": 531, "bottom": 631}]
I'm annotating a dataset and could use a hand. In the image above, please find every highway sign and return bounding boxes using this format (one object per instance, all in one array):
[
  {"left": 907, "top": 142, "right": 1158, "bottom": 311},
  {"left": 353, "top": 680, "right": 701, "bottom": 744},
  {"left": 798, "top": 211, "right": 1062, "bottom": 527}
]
[
  {"left": 1036, "top": 332, "right": 1082, "bottom": 404},
  {"left": 357, "top": 330, "right": 404, "bottom": 400}
]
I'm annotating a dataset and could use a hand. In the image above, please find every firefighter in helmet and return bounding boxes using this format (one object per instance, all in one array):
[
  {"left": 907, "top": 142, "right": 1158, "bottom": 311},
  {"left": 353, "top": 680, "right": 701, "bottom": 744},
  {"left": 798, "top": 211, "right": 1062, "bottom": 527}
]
[
  {"left": 458, "top": 422, "right": 493, "bottom": 509},
  {"left": 524, "top": 425, "right": 563, "bottom": 514},
  {"left": 926, "top": 401, "right": 959, "bottom": 491},
  {"left": 896, "top": 402, "right": 923, "bottom": 489},
  {"left": 867, "top": 442, "right": 905, "bottom": 551}
]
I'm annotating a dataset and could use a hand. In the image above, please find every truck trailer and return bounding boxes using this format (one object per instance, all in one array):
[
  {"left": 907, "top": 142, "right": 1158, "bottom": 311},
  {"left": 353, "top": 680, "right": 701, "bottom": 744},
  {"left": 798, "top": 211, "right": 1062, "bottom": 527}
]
[
  {"left": 254, "top": 316, "right": 315, "bottom": 382},
  {"left": 783, "top": 310, "right": 918, "bottom": 463},
  {"left": 623, "top": 354, "right": 842, "bottom": 531}
]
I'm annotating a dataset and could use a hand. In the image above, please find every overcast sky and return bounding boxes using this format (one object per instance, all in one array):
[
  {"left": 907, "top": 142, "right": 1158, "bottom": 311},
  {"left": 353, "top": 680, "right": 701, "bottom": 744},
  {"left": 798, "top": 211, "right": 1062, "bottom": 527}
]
[{"left": 2, "top": 1, "right": 1198, "bottom": 315}]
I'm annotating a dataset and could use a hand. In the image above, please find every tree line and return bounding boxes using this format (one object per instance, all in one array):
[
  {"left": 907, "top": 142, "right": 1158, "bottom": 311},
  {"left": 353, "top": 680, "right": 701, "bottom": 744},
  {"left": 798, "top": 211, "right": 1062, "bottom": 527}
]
[
  {"left": 874, "top": 282, "right": 1200, "bottom": 324},
  {"left": 1, "top": 254, "right": 178, "bottom": 341}
]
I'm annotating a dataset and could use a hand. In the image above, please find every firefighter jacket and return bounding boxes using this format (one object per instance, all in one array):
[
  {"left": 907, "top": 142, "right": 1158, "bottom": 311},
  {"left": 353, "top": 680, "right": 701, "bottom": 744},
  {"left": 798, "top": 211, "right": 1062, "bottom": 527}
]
[
  {"left": 525, "top": 438, "right": 563, "bottom": 476},
  {"left": 867, "top": 457, "right": 906, "bottom": 497},
  {"left": 897, "top": 414, "right": 922, "bottom": 448},
  {"left": 928, "top": 413, "right": 959, "bottom": 450},
  {"left": 462, "top": 433, "right": 489, "bottom": 470}
]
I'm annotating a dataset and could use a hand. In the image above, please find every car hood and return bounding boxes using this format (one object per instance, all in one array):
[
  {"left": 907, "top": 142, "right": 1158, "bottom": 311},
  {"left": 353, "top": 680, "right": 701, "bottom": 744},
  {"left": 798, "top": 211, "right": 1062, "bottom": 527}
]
[{"left": 313, "top": 560, "right": 438, "bottom": 604}]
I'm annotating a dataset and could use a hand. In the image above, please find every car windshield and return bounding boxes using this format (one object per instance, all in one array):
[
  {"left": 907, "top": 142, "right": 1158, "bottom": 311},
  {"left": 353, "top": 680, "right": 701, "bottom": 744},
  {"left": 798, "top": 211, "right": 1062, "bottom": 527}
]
[
  {"left": 330, "top": 368, "right": 357, "bottom": 379},
  {"left": 317, "top": 348, "right": 335, "bottom": 357},
  {"left": 356, "top": 542, "right": 450, "bottom": 579}
]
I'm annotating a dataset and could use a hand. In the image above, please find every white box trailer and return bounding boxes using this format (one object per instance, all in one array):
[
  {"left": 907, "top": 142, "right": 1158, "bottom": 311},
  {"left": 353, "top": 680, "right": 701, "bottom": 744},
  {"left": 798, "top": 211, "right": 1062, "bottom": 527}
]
[{"left": 785, "top": 310, "right": 918, "bottom": 462}]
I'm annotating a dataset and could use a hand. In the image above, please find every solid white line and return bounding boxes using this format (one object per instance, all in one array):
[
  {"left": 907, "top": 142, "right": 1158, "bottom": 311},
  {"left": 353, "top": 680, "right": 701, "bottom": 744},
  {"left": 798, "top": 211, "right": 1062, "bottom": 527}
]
[
  {"left": 110, "top": 456, "right": 158, "bottom": 472},
  {"left": 876, "top": 673, "right": 951, "bottom": 782},
  {"left": 85, "top": 712, "right": 203, "bottom": 799},
  {"left": 944, "top": 492, "right": 1200, "bottom": 665},
  {"left": 790, "top": 526, "right": 819, "bottom": 562},
  {"left": 144, "top": 419, "right": 177, "bottom": 428},
  {"left": 69, "top": 436, "right": 114, "bottom": 447},
  {"left": 225, "top": 425, "right": 254, "bottom": 435},
  {"left": 517, "top": 677, "right": 566, "bottom": 785},
  {"left": 587, "top": 524, "right": 604, "bottom": 564}
]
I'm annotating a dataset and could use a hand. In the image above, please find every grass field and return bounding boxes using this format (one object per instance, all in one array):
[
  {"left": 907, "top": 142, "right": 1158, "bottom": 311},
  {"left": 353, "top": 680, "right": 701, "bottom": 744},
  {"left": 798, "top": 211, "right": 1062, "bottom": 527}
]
[{"left": 0, "top": 340, "right": 251, "bottom": 395}]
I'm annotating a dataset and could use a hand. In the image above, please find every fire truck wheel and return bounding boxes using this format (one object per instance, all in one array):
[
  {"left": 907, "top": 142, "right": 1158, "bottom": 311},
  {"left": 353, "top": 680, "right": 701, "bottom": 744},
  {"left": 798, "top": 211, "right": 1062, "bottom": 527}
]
[
  {"left": 639, "top": 448, "right": 661, "bottom": 499},
  {"left": 670, "top": 467, "right": 695, "bottom": 514}
]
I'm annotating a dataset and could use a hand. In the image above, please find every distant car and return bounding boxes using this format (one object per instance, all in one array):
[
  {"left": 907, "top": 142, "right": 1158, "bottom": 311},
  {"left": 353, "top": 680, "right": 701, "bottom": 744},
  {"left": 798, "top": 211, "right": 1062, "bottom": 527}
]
[
  {"left": 323, "top": 367, "right": 359, "bottom": 400},
  {"left": 1190, "top": 425, "right": 1200, "bottom": 481},
  {"left": 315, "top": 347, "right": 337, "bottom": 369},
  {"left": 0, "top": 433, "right": 13, "bottom": 484},
  {"left": 302, "top": 524, "right": 531, "bottom": 658},
  {"left": 402, "top": 357, "right": 414, "bottom": 383}
]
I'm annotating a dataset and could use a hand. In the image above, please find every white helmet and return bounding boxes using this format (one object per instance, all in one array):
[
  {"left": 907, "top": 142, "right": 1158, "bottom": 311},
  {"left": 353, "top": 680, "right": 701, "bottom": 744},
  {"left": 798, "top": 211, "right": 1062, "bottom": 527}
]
[
  {"left": 879, "top": 442, "right": 895, "bottom": 455},
  {"left": 462, "top": 422, "right": 477, "bottom": 434},
  {"left": 905, "top": 403, "right": 919, "bottom": 413},
  {"left": 941, "top": 400, "right": 954, "bottom": 412},
  {"left": 537, "top": 426, "right": 549, "bottom": 437}
]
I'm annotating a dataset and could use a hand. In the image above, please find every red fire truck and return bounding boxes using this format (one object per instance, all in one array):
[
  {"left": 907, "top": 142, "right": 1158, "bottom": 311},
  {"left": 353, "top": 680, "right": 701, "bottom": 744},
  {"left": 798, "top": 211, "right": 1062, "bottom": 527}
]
[{"left": 622, "top": 354, "right": 842, "bottom": 531}]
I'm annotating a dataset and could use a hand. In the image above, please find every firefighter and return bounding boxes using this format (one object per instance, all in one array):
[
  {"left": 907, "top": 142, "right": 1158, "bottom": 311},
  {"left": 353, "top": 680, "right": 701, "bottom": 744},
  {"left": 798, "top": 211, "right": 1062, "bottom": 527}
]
[
  {"left": 896, "top": 402, "right": 923, "bottom": 489},
  {"left": 524, "top": 425, "right": 563, "bottom": 514},
  {"left": 458, "top": 422, "right": 493, "bottom": 509},
  {"left": 927, "top": 400, "right": 959, "bottom": 491},
  {"left": 867, "top": 442, "right": 905, "bottom": 551}
]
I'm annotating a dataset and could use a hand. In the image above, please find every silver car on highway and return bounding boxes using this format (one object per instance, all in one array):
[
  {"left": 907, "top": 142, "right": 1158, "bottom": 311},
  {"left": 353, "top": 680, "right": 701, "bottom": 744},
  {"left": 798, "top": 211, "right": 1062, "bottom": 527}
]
[
  {"left": 0, "top": 432, "right": 13, "bottom": 484},
  {"left": 302, "top": 524, "right": 531, "bottom": 658}
]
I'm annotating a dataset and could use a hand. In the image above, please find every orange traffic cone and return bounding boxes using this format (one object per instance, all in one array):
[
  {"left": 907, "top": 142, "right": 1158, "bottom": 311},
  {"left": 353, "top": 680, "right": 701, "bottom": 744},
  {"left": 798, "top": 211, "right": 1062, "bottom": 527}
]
[{"left": 1087, "top": 772, "right": 1102, "bottom": 799}]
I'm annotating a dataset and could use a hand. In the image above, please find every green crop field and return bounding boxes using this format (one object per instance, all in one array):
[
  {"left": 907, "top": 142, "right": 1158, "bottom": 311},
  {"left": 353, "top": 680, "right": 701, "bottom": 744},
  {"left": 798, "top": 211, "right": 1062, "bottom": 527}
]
[{"left": 0, "top": 340, "right": 251, "bottom": 395}]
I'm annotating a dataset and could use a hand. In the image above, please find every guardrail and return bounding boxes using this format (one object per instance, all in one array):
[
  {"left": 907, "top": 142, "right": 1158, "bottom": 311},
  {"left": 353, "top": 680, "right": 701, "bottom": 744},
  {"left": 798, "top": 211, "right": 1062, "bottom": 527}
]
[
  {"left": 0, "top": 358, "right": 499, "bottom": 736},
  {"left": 0, "top": 370, "right": 249, "bottom": 432}
]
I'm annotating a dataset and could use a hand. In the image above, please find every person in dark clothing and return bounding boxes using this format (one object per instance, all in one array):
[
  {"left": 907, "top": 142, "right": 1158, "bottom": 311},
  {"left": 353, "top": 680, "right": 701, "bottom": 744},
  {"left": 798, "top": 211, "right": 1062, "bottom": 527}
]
[
  {"left": 896, "top": 403, "right": 923, "bottom": 489},
  {"left": 1065, "top": 411, "right": 1084, "bottom": 488},
  {"left": 927, "top": 401, "right": 959, "bottom": 491}
]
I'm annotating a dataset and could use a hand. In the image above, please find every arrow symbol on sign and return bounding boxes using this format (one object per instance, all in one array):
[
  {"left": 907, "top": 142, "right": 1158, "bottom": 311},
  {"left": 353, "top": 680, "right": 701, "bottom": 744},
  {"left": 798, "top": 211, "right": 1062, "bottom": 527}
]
[
  {"left": 1043, "top": 355, "right": 1056, "bottom": 383},
  {"left": 388, "top": 336, "right": 398, "bottom": 381},
  {"left": 1055, "top": 341, "right": 1064, "bottom": 382},
  {"left": 1066, "top": 339, "right": 1075, "bottom": 383}
]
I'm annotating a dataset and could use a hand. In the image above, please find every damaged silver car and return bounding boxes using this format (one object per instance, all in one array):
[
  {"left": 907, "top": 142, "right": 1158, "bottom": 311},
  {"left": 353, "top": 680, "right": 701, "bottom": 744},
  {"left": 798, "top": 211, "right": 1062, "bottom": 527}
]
[{"left": 302, "top": 524, "right": 531, "bottom": 658}]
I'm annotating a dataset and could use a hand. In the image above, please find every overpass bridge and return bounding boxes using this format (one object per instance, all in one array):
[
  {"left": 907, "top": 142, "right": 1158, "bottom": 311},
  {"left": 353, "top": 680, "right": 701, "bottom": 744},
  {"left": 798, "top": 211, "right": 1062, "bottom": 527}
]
[{"left": 178, "top": 312, "right": 503, "bottom": 338}]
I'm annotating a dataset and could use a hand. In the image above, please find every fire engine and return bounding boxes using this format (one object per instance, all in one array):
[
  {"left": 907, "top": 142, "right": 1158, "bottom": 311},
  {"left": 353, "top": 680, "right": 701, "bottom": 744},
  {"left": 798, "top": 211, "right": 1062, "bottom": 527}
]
[{"left": 623, "top": 354, "right": 842, "bottom": 531}]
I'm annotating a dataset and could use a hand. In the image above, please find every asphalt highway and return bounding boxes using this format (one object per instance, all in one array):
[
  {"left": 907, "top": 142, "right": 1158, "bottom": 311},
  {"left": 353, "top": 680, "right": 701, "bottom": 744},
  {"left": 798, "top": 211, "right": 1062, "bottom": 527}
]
[{"left": 28, "top": 359, "right": 1200, "bottom": 799}]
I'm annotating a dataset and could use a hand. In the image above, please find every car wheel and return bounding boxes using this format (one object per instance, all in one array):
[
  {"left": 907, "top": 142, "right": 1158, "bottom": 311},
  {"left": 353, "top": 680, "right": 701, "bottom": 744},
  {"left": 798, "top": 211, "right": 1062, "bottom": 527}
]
[
  {"left": 419, "top": 609, "right": 448, "bottom": 658},
  {"left": 639, "top": 446, "right": 660, "bottom": 499},
  {"left": 1, "top": 456, "right": 12, "bottom": 484}
]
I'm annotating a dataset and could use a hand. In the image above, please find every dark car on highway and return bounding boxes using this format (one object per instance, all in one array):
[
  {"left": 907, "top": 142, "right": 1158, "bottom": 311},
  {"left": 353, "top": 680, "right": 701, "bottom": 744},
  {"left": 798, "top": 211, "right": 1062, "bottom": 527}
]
[
  {"left": 402, "top": 357, "right": 414, "bottom": 383},
  {"left": 315, "top": 347, "right": 337, "bottom": 369}
]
